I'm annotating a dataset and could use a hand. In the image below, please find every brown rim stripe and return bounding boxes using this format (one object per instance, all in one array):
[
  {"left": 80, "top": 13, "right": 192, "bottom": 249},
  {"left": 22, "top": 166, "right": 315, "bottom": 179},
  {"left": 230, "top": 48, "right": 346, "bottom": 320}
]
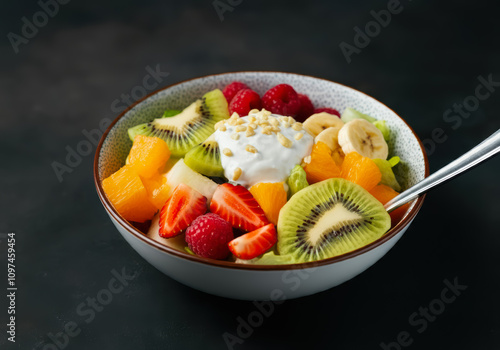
[{"left": 93, "top": 71, "right": 430, "bottom": 271}]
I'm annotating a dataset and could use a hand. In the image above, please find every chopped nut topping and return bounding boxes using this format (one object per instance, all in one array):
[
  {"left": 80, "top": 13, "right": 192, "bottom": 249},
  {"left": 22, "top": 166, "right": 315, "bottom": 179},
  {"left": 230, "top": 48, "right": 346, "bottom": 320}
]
[
  {"left": 294, "top": 133, "right": 304, "bottom": 140},
  {"left": 245, "top": 144, "right": 257, "bottom": 153},
  {"left": 282, "top": 121, "right": 291, "bottom": 128},
  {"left": 235, "top": 125, "right": 247, "bottom": 132},
  {"left": 227, "top": 113, "right": 240, "bottom": 126},
  {"left": 261, "top": 128, "right": 272, "bottom": 135},
  {"left": 248, "top": 116, "right": 257, "bottom": 123},
  {"left": 236, "top": 118, "right": 246, "bottom": 125},
  {"left": 230, "top": 133, "right": 240, "bottom": 140},
  {"left": 263, "top": 126, "right": 273, "bottom": 134},
  {"left": 219, "top": 125, "right": 227, "bottom": 132},
  {"left": 261, "top": 109, "right": 272, "bottom": 117},
  {"left": 214, "top": 120, "right": 225, "bottom": 130},
  {"left": 277, "top": 132, "right": 293, "bottom": 148},
  {"left": 246, "top": 129, "right": 256, "bottom": 137},
  {"left": 286, "top": 116, "right": 295, "bottom": 124},
  {"left": 223, "top": 148, "right": 233, "bottom": 157},
  {"left": 292, "top": 122, "right": 303, "bottom": 131},
  {"left": 233, "top": 167, "right": 242, "bottom": 181},
  {"left": 247, "top": 123, "right": 257, "bottom": 130},
  {"left": 303, "top": 155, "right": 311, "bottom": 164},
  {"left": 271, "top": 126, "right": 281, "bottom": 133},
  {"left": 269, "top": 118, "right": 279, "bottom": 127},
  {"left": 248, "top": 110, "right": 259, "bottom": 116},
  {"left": 258, "top": 121, "right": 270, "bottom": 127}
]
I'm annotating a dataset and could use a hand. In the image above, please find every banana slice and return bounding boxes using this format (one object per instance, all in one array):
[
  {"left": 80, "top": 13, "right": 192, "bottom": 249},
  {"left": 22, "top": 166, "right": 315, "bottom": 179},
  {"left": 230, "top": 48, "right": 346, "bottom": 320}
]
[
  {"left": 338, "top": 119, "right": 388, "bottom": 159},
  {"left": 315, "top": 127, "right": 345, "bottom": 166},
  {"left": 315, "top": 127, "right": 341, "bottom": 151},
  {"left": 303, "top": 112, "right": 344, "bottom": 137}
]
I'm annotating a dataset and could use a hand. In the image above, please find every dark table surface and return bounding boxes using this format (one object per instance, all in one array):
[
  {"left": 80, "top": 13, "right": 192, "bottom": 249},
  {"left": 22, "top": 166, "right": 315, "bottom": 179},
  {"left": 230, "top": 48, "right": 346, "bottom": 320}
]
[{"left": 1, "top": 0, "right": 500, "bottom": 349}]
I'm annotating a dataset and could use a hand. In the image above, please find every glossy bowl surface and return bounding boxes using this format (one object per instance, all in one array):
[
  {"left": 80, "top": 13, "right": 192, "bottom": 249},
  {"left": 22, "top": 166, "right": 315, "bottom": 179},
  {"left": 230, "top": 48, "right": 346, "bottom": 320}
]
[{"left": 94, "top": 72, "right": 429, "bottom": 300}]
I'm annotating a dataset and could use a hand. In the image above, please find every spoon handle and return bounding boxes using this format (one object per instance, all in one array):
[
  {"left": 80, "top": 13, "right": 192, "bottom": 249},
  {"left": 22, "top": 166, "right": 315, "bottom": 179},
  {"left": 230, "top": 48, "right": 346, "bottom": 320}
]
[{"left": 384, "top": 129, "right": 500, "bottom": 212}]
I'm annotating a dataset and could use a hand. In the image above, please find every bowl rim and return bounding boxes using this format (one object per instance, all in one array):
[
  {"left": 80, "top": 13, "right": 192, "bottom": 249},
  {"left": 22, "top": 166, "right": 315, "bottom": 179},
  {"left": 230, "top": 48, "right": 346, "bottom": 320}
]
[{"left": 93, "top": 71, "right": 429, "bottom": 271}]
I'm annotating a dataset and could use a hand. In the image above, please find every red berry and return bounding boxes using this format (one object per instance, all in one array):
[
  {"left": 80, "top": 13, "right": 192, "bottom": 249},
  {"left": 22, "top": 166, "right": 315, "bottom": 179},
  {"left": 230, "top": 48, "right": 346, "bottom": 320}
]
[
  {"left": 185, "top": 213, "right": 234, "bottom": 260},
  {"left": 222, "top": 81, "right": 249, "bottom": 103},
  {"left": 261, "top": 84, "right": 301, "bottom": 117},
  {"left": 314, "top": 107, "right": 340, "bottom": 117},
  {"left": 210, "top": 183, "right": 269, "bottom": 232},
  {"left": 159, "top": 183, "right": 207, "bottom": 238},
  {"left": 228, "top": 223, "right": 277, "bottom": 260},
  {"left": 295, "top": 93, "right": 315, "bottom": 122},
  {"left": 229, "top": 89, "right": 262, "bottom": 117}
]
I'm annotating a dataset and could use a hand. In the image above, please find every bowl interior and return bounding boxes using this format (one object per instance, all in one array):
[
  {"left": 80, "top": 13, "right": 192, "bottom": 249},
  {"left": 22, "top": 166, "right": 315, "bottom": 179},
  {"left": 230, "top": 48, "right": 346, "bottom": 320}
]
[{"left": 96, "top": 72, "right": 427, "bottom": 262}]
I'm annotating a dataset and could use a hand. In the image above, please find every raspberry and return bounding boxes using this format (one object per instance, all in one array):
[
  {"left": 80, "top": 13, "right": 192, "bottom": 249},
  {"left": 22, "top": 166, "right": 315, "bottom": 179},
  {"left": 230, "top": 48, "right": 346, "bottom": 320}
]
[
  {"left": 314, "top": 107, "right": 340, "bottom": 117},
  {"left": 185, "top": 213, "right": 233, "bottom": 260},
  {"left": 222, "top": 81, "right": 249, "bottom": 104},
  {"left": 228, "top": 89, "right": 262, "bottom": 117},
  {"left": 295, "top": 93, "right": 315, "bottom": 122},
  {"left": 261, "top": 84, "right": 301, "bottom": 117}
]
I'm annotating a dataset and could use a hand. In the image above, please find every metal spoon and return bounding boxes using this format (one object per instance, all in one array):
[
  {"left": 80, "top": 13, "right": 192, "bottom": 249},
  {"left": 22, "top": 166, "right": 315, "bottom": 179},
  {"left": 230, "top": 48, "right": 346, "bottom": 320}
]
[{"left": 384, "top": 129, "right": 500, "bottom": 212}]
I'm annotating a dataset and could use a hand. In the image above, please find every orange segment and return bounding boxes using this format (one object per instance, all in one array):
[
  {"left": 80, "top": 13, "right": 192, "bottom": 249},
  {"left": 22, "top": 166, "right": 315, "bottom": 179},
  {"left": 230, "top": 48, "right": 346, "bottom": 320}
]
[
  {"left": 128, "top": 135, "right": 171, "bottom": 178},
  {"left": 331, "top": 148, "right": 345, "bottom": 167},
  {"left": 141, "top": 173, "right": 171, "bottom": 210},
  {"left": 369, "top": 184, "right": 410, "bottom": 226},
  {"left": 303, "top": 142, "right": 341, "bottom": 184},
  {"left": 341, "top": 152, "right": 382, "bottom": 191},
  {"left": 102, "top": 165, "right": 158, "bottom": 222},
  {"left": 249, "top": 182, "right": 287, "bottom": 225}
]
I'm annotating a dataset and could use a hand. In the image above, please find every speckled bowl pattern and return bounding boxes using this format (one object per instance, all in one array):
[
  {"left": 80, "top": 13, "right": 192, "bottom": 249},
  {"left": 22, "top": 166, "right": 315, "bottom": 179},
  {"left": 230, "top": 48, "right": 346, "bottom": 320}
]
[{"left": 95, "top": 72, "right": 429, "bottom": 300}]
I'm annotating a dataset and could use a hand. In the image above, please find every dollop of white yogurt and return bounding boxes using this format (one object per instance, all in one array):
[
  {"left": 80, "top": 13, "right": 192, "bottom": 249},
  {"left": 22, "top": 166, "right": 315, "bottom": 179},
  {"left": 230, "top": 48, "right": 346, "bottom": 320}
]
[{"left": 213, "top": 110, "right": 313, "bottom": 188}]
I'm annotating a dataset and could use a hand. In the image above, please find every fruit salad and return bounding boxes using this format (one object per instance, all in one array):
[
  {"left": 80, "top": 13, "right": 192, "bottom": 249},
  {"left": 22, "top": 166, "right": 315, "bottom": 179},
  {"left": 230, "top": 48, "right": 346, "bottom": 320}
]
[{"left": 102, "top": 81, "right": 410, "bottom": 264}]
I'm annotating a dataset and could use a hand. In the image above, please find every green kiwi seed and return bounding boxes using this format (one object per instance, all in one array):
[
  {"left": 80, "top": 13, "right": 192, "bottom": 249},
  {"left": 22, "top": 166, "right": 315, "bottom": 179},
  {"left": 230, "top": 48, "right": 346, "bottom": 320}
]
[
  {"left": 127, "top": 89, "right": 229, "bottom": 157},
  {"left": 277, "top": 178, "right": 391, "bottom": 262}
]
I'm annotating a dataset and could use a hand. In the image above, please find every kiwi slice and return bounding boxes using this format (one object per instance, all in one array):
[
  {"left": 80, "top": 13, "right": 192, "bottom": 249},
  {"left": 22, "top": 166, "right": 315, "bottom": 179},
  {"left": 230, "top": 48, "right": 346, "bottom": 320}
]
[
  {"left": 235, "top": 251, "right": 297, "bottom": 265},
  {"left": 287, "top": 164, "right": 309, "bottom": 198},
  {"left": 184, "top": 135, "right": 224, "bottom": 177},
  {"left": 127, "top": 111, "right": 180, "bottom": 141},
  {"left": 277, "top": 178, "right": 390, "bottom": 262},
  {"left": 127, "top": 89, "right": 229, "bottom": 157},
  {"left": 341, "top": 107, "right": 376, "bottom": 123},
  {"left": 373, "top": 157, "right": 401, "bottom": 192},
  {"left": 162, "top": 109, "right": 181, "bottom": 118},
  {"left": 373, "top": 120, "right": 391, "bottom": 142}
]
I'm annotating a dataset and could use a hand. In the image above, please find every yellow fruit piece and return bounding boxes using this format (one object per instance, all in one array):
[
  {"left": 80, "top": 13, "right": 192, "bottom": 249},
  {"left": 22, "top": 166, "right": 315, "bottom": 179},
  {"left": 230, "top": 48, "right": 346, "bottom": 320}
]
[
  {"left": 303, "top": 142, "right": 341, "bottom": 184},
  {"left": 102, "top": 165, "right": 157, "bottom": 223},
  {"left": 249, "top": 182, "right": 287, "bottom": 225},
  {"left": 128, "top": 135, "right": 171, "bottom": 178},
  {"left": 369, "top": 184, "right": 410, "bottom": 227},
  {"left": 340, "top": 152, "right": 382, "bottom": 192},
  {"left": 331, "top": 148, "right": 345, "bottom": 167},
  {"left": 142, "top": 173, "right": 171, "bottom": 210}
]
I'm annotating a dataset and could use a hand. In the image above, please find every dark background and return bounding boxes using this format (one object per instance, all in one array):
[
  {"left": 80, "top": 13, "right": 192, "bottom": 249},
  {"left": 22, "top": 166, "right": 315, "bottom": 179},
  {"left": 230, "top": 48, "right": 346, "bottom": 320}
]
[{"left": 1, "top": 0, "right": 499, "bottom": 349}]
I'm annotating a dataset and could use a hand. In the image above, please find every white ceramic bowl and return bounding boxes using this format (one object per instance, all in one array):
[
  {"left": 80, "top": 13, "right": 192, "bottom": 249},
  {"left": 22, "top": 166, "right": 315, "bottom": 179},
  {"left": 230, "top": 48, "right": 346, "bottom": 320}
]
[{"left": 94, "top": 72, "right": 429, "bottom": 300}]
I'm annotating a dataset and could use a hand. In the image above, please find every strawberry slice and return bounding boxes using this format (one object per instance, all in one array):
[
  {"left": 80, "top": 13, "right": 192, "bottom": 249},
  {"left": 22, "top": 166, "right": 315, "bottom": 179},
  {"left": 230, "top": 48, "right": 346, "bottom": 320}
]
[
  {"left": 228, "top": 224, "right": 277, "bottom": 260},
  {"left": 210, "top": 183, "right": 269, "bottom": 231},
  {"left": 159, "top": 183, "right": 207, "bottom": 238}
]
